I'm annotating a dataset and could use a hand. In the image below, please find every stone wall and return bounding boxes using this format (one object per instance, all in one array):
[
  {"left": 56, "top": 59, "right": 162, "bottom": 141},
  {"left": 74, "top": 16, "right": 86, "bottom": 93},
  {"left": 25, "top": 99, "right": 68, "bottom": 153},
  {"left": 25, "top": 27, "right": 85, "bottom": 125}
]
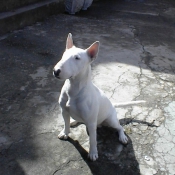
[
  {"left": 0, "top": 0, "right": 44, "bottom": 12},
  {"left": 0, "top": 0, "right": 64, "bottom": 35}
]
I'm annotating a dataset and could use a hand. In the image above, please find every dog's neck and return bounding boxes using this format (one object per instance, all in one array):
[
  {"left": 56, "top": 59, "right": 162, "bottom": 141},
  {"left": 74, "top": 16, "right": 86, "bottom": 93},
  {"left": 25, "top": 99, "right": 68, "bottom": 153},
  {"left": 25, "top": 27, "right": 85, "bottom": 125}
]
[{"left": 67, "top": 65, "right": 92, "bottom": 96}]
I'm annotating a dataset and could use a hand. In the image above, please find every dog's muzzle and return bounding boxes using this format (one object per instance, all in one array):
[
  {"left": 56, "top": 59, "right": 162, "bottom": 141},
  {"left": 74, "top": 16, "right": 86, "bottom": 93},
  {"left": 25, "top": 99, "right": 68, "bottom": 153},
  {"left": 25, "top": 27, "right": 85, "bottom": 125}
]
[{"left": 53, "top": 68, "right": 61, "bottom": 78}]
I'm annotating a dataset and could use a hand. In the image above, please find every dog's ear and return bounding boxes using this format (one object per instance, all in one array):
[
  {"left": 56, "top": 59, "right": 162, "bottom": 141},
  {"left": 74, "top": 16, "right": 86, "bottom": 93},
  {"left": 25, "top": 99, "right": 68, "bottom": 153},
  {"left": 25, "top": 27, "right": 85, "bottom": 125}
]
[
  {"left": 86, "top": 41, "right": 100, "bottom": 62},
  {"left": 66, "top": 33, "right": 74, "bottom": 49}
]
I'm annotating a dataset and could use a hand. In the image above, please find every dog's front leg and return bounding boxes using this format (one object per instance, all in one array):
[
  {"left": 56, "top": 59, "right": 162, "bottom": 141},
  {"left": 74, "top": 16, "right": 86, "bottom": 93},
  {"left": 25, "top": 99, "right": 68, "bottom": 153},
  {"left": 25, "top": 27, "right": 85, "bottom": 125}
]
[
  {"left": 87, "top": 123, "right": 98, "bottom": 161},
  {"left": 58, "top": 109, "right": 70, "bottom": 139}
]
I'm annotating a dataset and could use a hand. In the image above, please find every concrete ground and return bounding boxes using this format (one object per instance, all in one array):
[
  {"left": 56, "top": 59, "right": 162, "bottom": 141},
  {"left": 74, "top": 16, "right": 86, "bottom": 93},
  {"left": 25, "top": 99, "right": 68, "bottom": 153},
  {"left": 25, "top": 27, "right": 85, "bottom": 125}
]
[{"left": 0, "top": 0, "right": 175, "bottom": 174}]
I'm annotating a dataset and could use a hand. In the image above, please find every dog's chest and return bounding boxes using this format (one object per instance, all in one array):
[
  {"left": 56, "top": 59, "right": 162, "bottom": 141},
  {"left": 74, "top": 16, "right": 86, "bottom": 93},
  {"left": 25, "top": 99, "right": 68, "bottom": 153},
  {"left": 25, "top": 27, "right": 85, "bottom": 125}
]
[{"left": 65, "top": 98, "right": 84, "bottom": 123}]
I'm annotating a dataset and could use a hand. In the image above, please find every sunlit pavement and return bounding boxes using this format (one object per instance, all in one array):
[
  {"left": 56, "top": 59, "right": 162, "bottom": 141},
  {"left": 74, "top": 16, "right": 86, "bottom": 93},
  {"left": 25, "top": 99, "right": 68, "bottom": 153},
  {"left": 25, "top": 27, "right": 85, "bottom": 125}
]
[{"left": 0, "top": 0, "right": 175, "bottom": 174}]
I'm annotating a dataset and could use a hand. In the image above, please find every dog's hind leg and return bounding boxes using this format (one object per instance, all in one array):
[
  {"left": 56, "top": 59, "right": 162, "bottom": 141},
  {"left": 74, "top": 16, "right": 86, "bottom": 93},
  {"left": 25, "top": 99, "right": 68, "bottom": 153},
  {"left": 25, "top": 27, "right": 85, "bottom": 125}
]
[
  {"left": 70, "top": 118, "right": 79, "bottom": 127},
  {"left": 105, "top": 110, "right": 128, "bottom": 144},
  {"left": 58, "top": 109, "right": 70, "bottom": 139}
]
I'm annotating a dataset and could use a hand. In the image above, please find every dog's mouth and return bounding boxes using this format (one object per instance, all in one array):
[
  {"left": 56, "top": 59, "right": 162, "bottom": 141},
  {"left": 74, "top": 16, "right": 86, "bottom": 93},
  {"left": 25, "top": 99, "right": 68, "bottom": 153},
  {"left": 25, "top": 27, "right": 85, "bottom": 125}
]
[
  {"left": 55, "top": 76, "right": 64, "bottom": 81},
  {"left": 53, "top": 71, "right": 73, "bottom": 80},
  {"left": 55, "top": 76, "right": 60, "bottom": 79},
  {"left": 54, "top": 75, "right": 72, "bottom": 81}
]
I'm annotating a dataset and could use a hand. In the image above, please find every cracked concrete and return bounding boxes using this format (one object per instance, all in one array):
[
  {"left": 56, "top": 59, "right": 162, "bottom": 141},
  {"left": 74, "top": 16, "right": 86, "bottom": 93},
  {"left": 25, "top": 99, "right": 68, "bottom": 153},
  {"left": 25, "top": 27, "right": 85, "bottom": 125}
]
[{"left": 0, "top": 0, "right": 175, "bottom": 174}]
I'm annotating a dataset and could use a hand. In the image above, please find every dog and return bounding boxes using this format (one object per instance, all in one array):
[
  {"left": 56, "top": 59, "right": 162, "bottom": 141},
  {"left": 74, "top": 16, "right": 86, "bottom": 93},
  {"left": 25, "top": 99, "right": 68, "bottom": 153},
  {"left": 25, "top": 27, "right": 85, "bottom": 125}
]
[{"left": 53, "top": 33, "right": 145, "bottom": 161}]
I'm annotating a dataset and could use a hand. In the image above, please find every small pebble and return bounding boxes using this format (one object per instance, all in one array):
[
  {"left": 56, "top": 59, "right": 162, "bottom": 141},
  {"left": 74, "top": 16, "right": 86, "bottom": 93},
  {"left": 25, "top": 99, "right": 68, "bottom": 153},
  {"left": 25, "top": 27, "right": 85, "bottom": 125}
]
[{"left": 144, "top": 156, "right": 150, "bottom": 161}]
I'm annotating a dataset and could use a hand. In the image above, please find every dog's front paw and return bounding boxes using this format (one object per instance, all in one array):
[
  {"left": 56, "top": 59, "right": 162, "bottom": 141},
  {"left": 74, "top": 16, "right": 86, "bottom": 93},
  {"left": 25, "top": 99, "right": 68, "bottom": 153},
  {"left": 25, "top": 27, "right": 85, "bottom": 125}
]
[
  {"left": 119, "top": 132, "right": 128, "bottom": 144},
  {"left": 58, "top": 130, "right": 69, "bottom": 140},
  {"left": 88, "top": 152, "right": 98, "bottom": 161}
]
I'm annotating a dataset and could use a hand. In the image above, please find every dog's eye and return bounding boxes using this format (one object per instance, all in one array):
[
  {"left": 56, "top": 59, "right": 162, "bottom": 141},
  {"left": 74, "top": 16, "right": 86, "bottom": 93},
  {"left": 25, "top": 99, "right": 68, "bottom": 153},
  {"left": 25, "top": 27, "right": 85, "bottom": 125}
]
[{"left": 75, "top": 57, "right": 80, "bottom": 60}]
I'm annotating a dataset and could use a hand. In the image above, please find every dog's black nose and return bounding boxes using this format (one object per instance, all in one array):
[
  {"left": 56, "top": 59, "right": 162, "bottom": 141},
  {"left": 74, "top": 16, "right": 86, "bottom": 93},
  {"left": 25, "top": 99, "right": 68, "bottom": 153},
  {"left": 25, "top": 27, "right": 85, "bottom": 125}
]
[{"left": 53, "top": 69, "right": 61, "bottom": 77}]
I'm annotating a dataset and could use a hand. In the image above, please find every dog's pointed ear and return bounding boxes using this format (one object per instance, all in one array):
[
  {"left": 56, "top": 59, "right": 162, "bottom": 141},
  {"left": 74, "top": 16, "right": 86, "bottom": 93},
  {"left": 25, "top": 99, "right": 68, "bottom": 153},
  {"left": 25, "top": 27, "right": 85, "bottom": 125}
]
[
  {"left": 66, "top": 33, "right": 74, "bottom": 49},
  {"left": 86, "top": 41, "right": 100, "bottom": 62}
]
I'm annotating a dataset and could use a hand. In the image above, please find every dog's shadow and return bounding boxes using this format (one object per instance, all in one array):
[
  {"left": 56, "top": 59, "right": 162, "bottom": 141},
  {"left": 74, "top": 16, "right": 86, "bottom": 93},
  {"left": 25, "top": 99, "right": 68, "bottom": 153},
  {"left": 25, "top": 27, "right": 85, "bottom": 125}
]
[{"left": 66, "top": 118, "right": 153, "bottom": 175}]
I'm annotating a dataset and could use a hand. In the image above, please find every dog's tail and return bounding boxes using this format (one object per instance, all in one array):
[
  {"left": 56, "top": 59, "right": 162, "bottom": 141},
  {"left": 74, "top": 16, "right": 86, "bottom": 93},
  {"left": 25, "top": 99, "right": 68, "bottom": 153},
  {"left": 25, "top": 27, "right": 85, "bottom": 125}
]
[{"left": 113, "top": 100, "right": 146, "bottom": 107}]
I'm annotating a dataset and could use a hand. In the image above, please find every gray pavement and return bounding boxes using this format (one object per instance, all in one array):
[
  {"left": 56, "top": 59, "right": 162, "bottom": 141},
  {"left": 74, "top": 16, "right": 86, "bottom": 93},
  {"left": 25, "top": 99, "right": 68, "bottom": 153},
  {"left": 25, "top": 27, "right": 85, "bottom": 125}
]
[{"left": 0, "top": 0, "right": 175, "bottom": 174}]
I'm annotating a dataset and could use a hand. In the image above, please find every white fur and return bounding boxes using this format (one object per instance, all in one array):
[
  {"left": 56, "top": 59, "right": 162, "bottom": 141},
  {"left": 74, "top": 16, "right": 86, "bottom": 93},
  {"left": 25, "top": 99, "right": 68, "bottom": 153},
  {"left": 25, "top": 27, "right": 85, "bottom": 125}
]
[
  {"left": 53, "top": 33, "right": 145, "bottom": 161},
  {"left": 114, "top": 100, "right": 146, "bottom": 107}
]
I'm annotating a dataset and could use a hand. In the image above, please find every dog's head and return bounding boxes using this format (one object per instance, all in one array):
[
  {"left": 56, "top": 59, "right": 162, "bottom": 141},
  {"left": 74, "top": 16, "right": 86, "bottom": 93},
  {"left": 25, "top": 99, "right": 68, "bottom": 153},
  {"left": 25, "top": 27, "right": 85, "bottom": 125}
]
[{"left": 53, "top": 33, "right": 100, "bottom": 81}]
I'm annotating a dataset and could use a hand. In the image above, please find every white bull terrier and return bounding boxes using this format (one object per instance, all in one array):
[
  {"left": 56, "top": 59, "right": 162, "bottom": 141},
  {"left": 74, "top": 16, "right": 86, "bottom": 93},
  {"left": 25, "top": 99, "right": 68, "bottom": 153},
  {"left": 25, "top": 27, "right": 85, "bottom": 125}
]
[{"left": 53, "top": 33, "right": 145, "bottom": 161}]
